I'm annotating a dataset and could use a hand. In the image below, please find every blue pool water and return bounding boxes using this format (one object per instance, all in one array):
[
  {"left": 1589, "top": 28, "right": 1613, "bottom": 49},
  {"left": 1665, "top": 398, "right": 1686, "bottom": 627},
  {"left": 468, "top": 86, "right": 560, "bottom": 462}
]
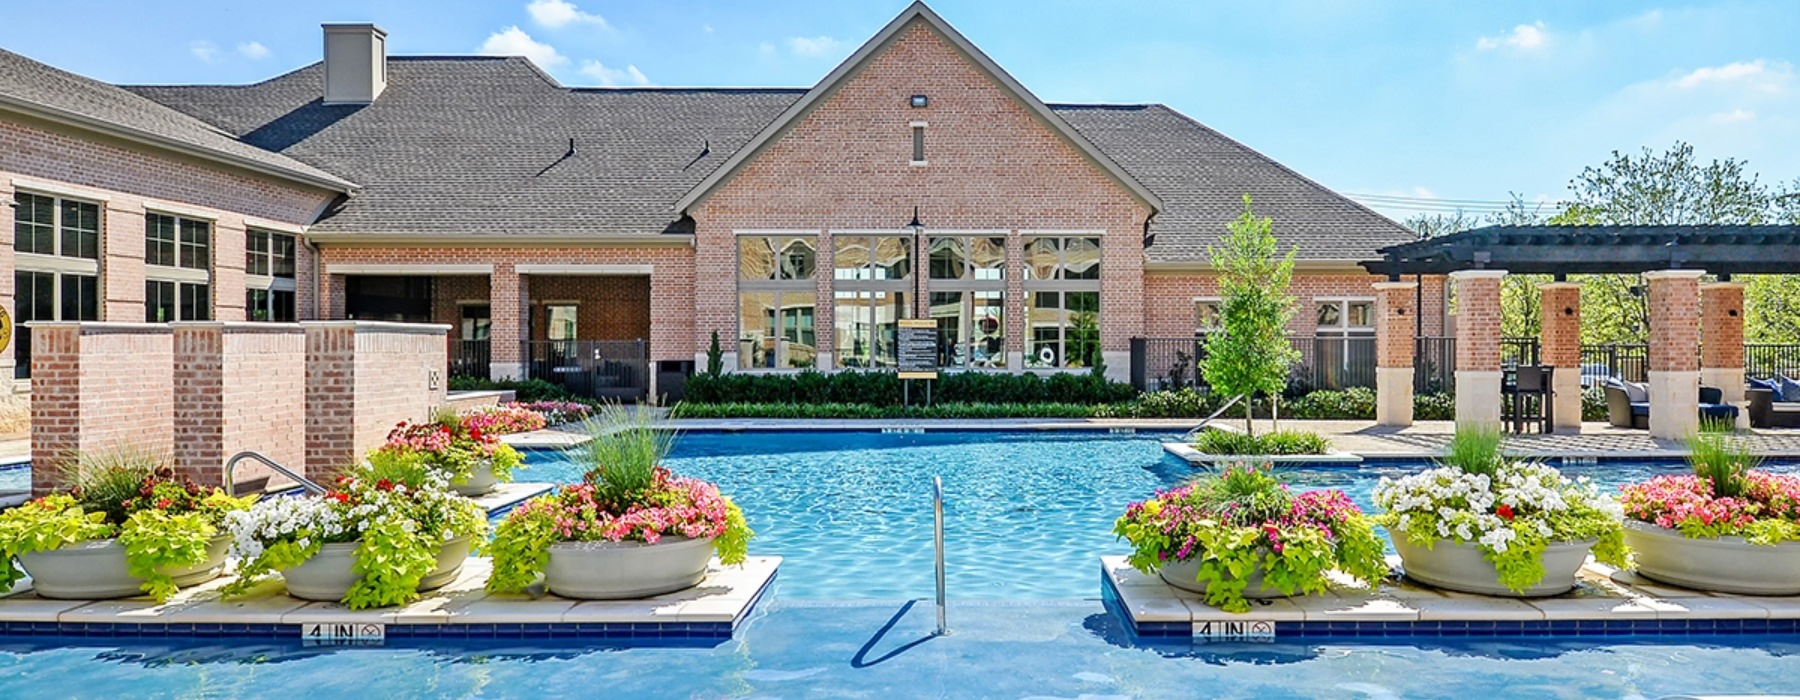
[
  {"left": 521, "top": 431, "right": 1800, "bottom": 600},
  {"left": 0, "top": 464, "right": 24, "bottom": 492}
]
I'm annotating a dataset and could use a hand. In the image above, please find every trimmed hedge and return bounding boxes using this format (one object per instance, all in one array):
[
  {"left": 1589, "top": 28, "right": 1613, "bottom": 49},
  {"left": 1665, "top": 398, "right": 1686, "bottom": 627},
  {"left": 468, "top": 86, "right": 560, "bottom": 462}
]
[
  {"left": 683, "top": 370, "right": 1136, "bottom": 407},
  {"left": 1190, "top": 429, "right": 1331, "bottom": 456},
  {"left": 447, "top": 377, "right": 590, "bottom": 404}
]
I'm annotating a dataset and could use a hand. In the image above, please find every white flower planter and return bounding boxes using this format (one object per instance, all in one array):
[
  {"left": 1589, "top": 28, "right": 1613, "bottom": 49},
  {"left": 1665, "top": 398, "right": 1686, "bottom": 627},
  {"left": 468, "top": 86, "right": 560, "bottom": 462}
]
[
  {"left": 1157, "top": 556, "right": 1288, "bottom": 599},
  {"left": 18, "top": 535, "right": 230, "bottom": 600},
  {"left": 281, "top": 535, "right": 474, "bottom": 602},
  {"left": 452, "top": 460, "right": 499, "bottom": 497},
  {"left": 1625, "top": 520, "right": 1800, "bottom": 595},
  {"left": 543, "top": 536, "right": 714, "bottom": 600},
  {"left": 1391, "top": 529, "right": 1595, "bottom": 597}
]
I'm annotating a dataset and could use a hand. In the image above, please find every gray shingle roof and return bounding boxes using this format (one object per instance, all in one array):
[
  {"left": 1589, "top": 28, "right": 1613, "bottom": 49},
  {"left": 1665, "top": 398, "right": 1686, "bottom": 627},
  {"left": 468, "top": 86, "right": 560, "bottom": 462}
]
[
  {"left": 0, "top": 49, "right": 354, "bottom": 192},
  {"left": 128, "top": 56, "right": 1411, "bottom": 259}
]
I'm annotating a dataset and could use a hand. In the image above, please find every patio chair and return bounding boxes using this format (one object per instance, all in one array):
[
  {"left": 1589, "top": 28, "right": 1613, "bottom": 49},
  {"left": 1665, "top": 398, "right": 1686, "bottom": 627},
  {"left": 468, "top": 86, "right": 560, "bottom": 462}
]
[
  {"left": 1747, "top": 375, "right": 1800, "bottom": 428},
  {"left": 1698, "top": 386, "right": 1740, "bottom": 423},
  {"left": 1602, "top": 378, "right": 1649, "bottom": 429}
]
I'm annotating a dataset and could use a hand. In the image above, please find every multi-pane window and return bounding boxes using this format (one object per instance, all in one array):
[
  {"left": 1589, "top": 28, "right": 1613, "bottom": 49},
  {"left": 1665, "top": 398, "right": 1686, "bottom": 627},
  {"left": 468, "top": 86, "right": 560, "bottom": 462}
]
[
  {"left": 245, "top": 230, "right": 297, "bottom": 321},
  {"left": 145, "top": 213, "right": 211, "bottom": 322},
  {"left": 1315, "top": 299, "right": 1375, "bottom": 335},
  {"left": 834, "top": 234, "right": 912, "bottom": 368},
  {"left": 738, "top": 235, "right": 817, "bottom": 369},
  {"left": 1194, "top": 298, "right": 1222, "bottom": 334},
  {"left": 1023, "top": 236, "right": 1102, "bottom": 368},
  {"left": 13, "top": 192, "right": 102, "bottom": 378},
  {"left": 928, "top": 236, "right": 1006, "bottom": 368}
]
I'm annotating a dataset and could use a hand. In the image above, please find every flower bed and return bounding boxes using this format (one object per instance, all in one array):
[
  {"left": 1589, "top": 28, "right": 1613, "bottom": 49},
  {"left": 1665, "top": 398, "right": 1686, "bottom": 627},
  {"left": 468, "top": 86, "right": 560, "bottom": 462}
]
[
  {"left": 1113, "top": 463, "right": 1386, "bottom": 612},
  {"left": 462, "top": 405, "right": 549, "bottom": 436},
  {"left": 512, "top": 401, "right": 594, "bottom": 426},
  {"left": 376, "top": 411, "right": 524, "bottom": 490},
  {"left": 1617, "top": 431, "right": 1800, "bottom": 594}
]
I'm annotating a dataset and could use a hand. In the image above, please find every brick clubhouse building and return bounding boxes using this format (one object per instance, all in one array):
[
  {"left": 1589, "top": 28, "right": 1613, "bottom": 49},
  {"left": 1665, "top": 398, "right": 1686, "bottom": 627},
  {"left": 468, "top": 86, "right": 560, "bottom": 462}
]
[{"left": 0, "top": 3, "right": 1440, "bottom": 399}]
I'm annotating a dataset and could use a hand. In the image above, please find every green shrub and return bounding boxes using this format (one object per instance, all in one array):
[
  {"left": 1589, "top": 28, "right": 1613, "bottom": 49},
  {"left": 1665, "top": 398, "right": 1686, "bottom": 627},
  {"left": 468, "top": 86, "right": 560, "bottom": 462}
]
[
  {"left": 1191, "top": 429, "right": 1329, "bottom": 456},
  {"left": 1413, "top": 392, "right": 1455, "bottom": 421},
  {"left": 446, "top": 377, "right": 588, "bottom": 404},
  {"left": 1582, "top": 386, "right": 1608, "bottom": 422},
  {"left": 1283, "top": 387, "right": 1376, "bottom": 420}
]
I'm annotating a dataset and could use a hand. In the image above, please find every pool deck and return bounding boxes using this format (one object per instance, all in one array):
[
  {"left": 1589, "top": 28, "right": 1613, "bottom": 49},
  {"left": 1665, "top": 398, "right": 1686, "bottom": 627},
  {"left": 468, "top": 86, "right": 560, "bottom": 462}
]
[
  {"left": 1104, "top": 554, "right": 1800, "bottom": 640},
  {"left": 0, "top": 556, "right": 779, "bottom": 644}
]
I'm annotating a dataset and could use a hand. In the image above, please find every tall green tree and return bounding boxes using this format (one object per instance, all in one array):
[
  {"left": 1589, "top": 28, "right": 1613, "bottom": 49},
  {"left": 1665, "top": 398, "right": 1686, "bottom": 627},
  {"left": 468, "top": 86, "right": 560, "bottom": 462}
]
[{"left": 1203, "top": 196, "right": 1301, "bottom": 436}]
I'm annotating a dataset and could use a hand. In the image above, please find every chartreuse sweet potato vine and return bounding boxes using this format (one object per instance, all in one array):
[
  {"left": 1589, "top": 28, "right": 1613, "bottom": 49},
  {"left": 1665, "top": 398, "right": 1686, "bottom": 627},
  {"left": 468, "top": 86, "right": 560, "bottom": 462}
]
[
  {"left": 487, "top": 403, "right": 753, "bottom": 594},
  {"left": 0, "top": 450, "right": 252, "bottom": 602},
  {"left": 1113, "top": 462, "right": 1388, "bottom": 613}
]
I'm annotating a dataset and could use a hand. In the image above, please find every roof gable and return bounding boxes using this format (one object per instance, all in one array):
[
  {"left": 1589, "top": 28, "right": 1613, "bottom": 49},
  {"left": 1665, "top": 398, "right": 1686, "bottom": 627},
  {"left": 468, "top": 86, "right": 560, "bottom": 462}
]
[{"left": 673, "top": 1, "right": 1161, "bottom": 214}]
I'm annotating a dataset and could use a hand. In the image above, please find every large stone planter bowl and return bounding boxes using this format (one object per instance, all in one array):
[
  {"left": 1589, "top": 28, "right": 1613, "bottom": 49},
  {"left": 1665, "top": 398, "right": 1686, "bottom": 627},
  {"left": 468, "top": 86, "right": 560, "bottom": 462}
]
[
  {"left": 281, "top": 535, "right": 475, "bottom": 602},
  {"left": 452, "top": 460, "right": 499, "bottom": 497},
  {"left": 1391, "top": 529, "right": 1595, "bottom": 597},
  {"left": 19, "top": 535, "right": 230, "bottom": 600},
  {"left": 1158, "top": 556, "right": 1289, "bottom": 599},
  {"left": 1625, "top": 520, "right": 1800, "bottom": 595},
  {"left": 544, "top": 536, "right": 715, "bottom": 600}
]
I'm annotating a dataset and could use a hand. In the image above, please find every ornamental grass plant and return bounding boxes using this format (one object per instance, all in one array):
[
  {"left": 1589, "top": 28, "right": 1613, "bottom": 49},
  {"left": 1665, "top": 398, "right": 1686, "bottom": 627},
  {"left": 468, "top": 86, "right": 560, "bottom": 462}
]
[
  {"left": 1113, "top": 462, "right": 1387, "bottom": 612},
  {"left": 0, "top": 448, "right": 253, "bottom": 601}
]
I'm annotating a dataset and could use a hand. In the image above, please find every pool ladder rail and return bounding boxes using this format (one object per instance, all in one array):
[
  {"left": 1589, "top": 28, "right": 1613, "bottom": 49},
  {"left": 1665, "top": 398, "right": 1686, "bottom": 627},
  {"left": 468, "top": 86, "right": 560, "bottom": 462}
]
[
  {"left": 223, "top": 451, "right": 328, "bottom": 497},
  {"left": 933, "top": 475, "right": 947, "bottom": 636},
  {"left": 1181, "top": 393, "right": 1246, "bottom": 440}
]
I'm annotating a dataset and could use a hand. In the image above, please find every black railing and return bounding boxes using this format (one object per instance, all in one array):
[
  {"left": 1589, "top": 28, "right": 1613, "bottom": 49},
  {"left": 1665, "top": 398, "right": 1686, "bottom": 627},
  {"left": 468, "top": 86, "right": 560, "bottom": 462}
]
[
  {"left": 1415, "top": 337, "right": 1455, "bottom": 394},
  {"left": 1128, "top": 335, "right": 1376, "bottom": 392},
  {"left": 1501, "top": 337, "right": 1540, "bottom": 367},
  {"left": 525, "top": 339, "right": 649, "bottom": 402},
  {"left": 1581, "top": 344, "right": 1649, "bottom": 384},
  {"left": 448, "top": 340, "right": 491, "bottom": 379},
  {"left": 1746, "top": 344, "right": 1800, "bottom": 380}
]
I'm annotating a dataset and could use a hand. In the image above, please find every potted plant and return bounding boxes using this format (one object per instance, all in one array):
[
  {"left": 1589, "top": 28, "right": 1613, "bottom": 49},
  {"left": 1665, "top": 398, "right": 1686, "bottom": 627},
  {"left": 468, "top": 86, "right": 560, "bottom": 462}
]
[
  {"left": 486, "top": 406, "right": 752, "bottom": 599},
  {"left": 0, "top": 450, "right": 252, "bottom": 601},
  {"left": 222, "top": 451, "right": 488, "bottom": 609},
  {"left": 1619, "top": 430, "right": 1800, "bottom": 594},
  {"left": 462, "top": 404, "right": 549, "bottom": 436},
  {"left": 379, "top": 408, "right": 523, "bottom": 496},
  {"left": 1112, "top": 462, "right": 1388, "bottom": 612},
  {"left": 1374, "top": 429, "right": 1627, "bottom": 596}
]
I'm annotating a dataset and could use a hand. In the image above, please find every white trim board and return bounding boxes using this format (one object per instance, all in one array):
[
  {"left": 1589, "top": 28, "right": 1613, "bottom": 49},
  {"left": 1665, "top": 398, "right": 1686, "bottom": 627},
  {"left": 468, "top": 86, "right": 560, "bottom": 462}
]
[
  {"left": 326, "top": 264, "right": 494, "bottom": 275},
  {"left": 514, "top": 264, "right": 653, "bottom": 275}
]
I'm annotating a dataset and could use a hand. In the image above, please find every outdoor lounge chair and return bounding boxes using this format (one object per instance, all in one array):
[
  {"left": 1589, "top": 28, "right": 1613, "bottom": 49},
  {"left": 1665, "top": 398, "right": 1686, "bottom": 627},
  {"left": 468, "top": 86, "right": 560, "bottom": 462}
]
[
  {"left": 1603, "top": 379, "right": 1738, "bottom": 429},
  {"left": 1748, "top": 375, "right": 1800, "bottom": 428}
]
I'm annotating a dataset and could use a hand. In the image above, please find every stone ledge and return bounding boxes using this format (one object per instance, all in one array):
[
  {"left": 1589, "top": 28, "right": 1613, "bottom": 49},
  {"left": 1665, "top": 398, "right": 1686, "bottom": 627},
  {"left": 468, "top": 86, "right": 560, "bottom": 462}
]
[{"left": 1160, "top": 442, "right": 1363, "bottom": 466}]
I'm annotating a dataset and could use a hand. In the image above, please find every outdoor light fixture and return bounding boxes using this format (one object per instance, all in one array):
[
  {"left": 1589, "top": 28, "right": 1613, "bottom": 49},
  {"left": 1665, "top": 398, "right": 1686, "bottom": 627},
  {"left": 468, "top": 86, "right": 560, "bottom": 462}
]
[
  {"left": 910, "top": 94, "right": 928, "bottom": 108},
  {"left": 1396, "top": 307, "right": 1407, "bottom": 316},
  {"left": 906, "top": 206, "right": 924, "bottom": 236},
  {"left": 1564, "top": 307, "right": 1575, "bottom": 316}
]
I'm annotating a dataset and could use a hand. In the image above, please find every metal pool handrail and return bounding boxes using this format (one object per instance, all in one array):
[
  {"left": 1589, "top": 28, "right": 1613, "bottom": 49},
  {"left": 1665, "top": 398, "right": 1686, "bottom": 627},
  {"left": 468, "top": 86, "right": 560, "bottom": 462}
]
[
  {"left": 1181, "top": 393, "right": 1246, "bottom": 440},
  {"left": 933, "top": 475, "right": 947, "bottom": 636},
  {"left": 224, "top": 451, "right": 328, "bottom": 497}
]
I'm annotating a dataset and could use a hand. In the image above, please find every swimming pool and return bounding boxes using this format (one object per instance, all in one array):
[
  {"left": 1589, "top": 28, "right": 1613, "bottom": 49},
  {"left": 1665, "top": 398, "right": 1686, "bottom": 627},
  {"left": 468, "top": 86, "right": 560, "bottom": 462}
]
[{"left": 521, "top": 431, "right": 1799, "bottom": 600}]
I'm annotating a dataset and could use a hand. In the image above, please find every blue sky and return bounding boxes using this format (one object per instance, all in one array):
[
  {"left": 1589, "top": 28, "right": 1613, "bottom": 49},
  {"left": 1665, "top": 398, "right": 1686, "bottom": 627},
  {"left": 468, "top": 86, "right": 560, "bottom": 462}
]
[{"left": 5, "top": 1, "right": 1797, "bottom": 221}]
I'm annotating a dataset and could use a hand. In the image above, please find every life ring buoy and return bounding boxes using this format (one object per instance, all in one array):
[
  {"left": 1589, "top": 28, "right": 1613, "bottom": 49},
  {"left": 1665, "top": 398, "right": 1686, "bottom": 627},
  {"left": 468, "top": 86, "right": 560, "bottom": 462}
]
[{"left": 1037, "top": 345, "right": 1057, "bottom": 366}]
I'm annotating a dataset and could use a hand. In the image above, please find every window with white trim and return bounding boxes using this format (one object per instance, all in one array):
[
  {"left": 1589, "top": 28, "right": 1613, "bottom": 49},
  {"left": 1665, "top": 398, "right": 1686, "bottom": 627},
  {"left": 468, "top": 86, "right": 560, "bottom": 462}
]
[
  {"left": 145, "top": 212, "right": 210, "bottom": 322},
  {"left": 1315, "top": 298, "right": 1375, "bottom": 336},
  {"left": 13, "top": 191, "right": 102, "bottom": 378},
  {"left": 928, "top": 236, "right": 1006, "bottom": 368},
  {"left": 834, "top": 234, "right": 913, "bottom": 368},
  {"left": 738, "top": 235, "right": 817, "bottom": 369},
  {"left": 245, "top": 229, "right": 297, "bottom": 322},
  {"left": 1023, "top": 236, "right": 1101, "bottom": 369},
  {"left": 1193, "top": 297, "right": 1222, "bottom": 335}
]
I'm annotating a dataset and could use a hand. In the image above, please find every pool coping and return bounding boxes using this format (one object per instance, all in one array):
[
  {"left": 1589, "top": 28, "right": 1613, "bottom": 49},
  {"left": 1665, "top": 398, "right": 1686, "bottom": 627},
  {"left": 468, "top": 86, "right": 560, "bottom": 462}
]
[
  {"left": 0, "top": 556, "right": 780, "bottom": 646},
  {"left": 1102, "top": 554, "right": 1800, "bottom": 641}
]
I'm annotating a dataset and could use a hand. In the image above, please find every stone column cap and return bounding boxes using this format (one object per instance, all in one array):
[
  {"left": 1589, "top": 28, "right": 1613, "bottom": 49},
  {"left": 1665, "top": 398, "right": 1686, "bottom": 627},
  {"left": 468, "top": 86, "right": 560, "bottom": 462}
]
[
  {"left": 1700, "top": 281, "right": 1747, "bottom": 290},
  {"left": 1448, "top": 269, "right": 1508, "bottom": 281},
  {"left": 300, "top": 320, "right": 452, "bottom": 335},
  {"left": 1372, "top": 281, "right": 1418, "bottom": 291},
  {"left": 1642, "top": 269, "right": 1706, "bottom": 280},
  {"left": 1537, "top": 282, "right": 1580, "bottom": 290},
  {"left": 22, "top": 321, "right": 172, "bottom": 334}
]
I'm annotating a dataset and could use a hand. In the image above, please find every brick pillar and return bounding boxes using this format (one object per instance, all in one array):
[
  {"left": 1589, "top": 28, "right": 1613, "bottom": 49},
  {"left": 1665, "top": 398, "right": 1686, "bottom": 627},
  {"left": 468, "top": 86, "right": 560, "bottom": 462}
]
[
  {"left": 29, "top": 322, "right": 175, "bottom": 495},
  {"left": 1373, "top": 280, "right": 1417, "bottom": 427},
  {"left": 173, "top": 323, "right": 306, "bottom": 490},
  {"left": 489, "top": 265, "right": 524, "bottom": 380},
  {"left": 1538, "top": 282, "right": 1583, "bottom": 432},
  {"left": 1701, "top": 281, "right": 1747, "bottom": 429},
  {"left": 1644, "top": 270, "right": 1704, "bottom": 440},
  {"left": 304, "top": 321, "right": 450, "bottom": 474},
  {"left": 1450, "top": 270, "right": 1506, "bottom": 432}
]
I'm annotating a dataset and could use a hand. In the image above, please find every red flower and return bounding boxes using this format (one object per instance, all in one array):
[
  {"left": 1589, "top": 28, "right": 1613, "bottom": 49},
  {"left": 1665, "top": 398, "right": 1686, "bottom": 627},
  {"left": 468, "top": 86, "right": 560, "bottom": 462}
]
[
  {"left": 376, "top": 478, "right": 394, "bottom": 491},
  {"left": 157, "top": 498, "right": 172, "bottom": 509},
  {"left": 329, "top": 492, "right": 352, "bottom": 503},
  {"left": 1496, "top": 504, "right": 1515, "bottom": 521}
]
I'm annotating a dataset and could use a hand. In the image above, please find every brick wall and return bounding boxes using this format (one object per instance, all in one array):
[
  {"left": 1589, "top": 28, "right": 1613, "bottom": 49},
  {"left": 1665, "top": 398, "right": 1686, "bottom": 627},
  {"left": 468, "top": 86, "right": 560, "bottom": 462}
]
[
  {"left": 1143, "top": 273, "right": 1448, "bottom": 338},
  {"left": 1374, "top": 282, "right": 1417, "bottom": 369},
  {"left": 29, "top": 323, "right": 174, "bottom": 494},
  {"left": 1700, "top": 283, "right": 1745, "bottom": 370},
  {"left": 172, "top": 323, "right": 306, "bottom": 488},
  {"left": 1452, "top": 272, "right": 1503, "bottom": 373},
  {"left": 303, "top": 321, "right": 449, "bottom": 474},
  {"left": 690, "top": 22, "right": 1152, "bottom": 365},
  {"left": 1538, "top": 283, "right": 1581, "bottom": 368},
  {"left": 1646, "top": 272, "right": 1702, "bottom": 373},
  {"left": 524, "top": 275, "right": 652, "bottom": 342}
]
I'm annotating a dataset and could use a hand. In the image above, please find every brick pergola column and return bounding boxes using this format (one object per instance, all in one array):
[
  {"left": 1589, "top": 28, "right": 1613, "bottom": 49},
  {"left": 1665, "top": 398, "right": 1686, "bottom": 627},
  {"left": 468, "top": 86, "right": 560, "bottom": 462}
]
[
  {"left": 1644, "top": 269, "right": 1704, "bottom": 440},
  {"left": 1538, "top": 282, "right": 1582, "bottom": 433},
  {"left": 1373, "top": 280, "right": 1417, "bottom": 427},
  {"left": 489, "top": 264, "right": 525, "bottom": 380},
  {"left": 1701, "top": 280, "right": 1747, "bottom": 429},
  {"left": 1450, "top": 270, "right": 1506, "bottom": 432}
]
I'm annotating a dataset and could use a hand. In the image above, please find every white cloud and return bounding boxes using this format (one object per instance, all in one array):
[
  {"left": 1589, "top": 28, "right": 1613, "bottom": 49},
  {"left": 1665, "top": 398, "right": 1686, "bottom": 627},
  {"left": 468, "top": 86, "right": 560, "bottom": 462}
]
[
  {"left": 1673, "top": 59, "right": 1788, "bottom": 92},
  {"left": 237, "top": 41, "right": 270, "bottom": 60},
  {"left": 189, "top": 40, "right": 221, "bottom": 63},
  {"left": 703, "top": 24, "right": 714, "bottom": 34},
  {"left": 758, "top": 41, "right": 778, "bottom": 59},
  {"left": 527, "top": 0, "right": 608, "bottom": 29},
  {"left": 786, "top": 36, "right": 841, "bottom": 58},
  {"left": 1476, "top": 21, "right": 1547, "bottom": 51},
  {"left": 480, "top": 26, "right": 568, "bottom": 69},
  {"left": 579, "top": 60, "right": 649, "bottom": 87},
  {"left": 1710, "top": 108, "right": 1757, "bottom": 124}
]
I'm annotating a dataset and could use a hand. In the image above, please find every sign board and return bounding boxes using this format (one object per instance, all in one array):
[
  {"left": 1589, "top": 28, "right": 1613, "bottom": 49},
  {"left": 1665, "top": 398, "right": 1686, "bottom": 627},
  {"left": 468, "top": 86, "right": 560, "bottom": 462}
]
[
  {"left": 0, "top": 306, "right": 10, "bottom": 353},
  {"left": 1192, "top": 619, "right": 1275, "bottom": 643},
  {"left": 302, "top": 622, "right": 386, "bottom": 646},
  {"left": 896, "top": 319, "right": 938, "bottom": 380}
]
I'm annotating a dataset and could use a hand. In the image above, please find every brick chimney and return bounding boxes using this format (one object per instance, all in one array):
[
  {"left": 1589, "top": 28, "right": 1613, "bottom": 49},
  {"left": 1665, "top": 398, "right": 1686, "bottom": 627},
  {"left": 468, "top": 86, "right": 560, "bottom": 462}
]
[{"left": 322, "top": 23, "right": 387, "bottom": 105}]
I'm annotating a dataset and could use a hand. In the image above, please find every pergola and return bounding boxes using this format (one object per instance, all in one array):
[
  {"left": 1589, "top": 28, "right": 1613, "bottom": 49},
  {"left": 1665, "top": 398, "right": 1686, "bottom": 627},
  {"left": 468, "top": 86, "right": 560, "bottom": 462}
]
[{"left": 1359, "top": 224, "right": 1800, "bottom": 438}]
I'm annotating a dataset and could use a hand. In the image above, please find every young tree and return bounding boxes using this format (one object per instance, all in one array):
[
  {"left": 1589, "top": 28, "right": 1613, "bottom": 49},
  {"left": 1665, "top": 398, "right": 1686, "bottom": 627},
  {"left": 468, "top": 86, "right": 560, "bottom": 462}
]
[{"left": 1203, "top": 196, "right": 1301, "bottom": 436}]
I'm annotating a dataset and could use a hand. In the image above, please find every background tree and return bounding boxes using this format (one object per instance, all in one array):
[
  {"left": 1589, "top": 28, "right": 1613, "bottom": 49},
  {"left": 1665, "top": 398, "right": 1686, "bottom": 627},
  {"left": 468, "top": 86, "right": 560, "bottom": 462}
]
[{"left": 1203, "top": 196, "right": 1301, "bottom": 435}]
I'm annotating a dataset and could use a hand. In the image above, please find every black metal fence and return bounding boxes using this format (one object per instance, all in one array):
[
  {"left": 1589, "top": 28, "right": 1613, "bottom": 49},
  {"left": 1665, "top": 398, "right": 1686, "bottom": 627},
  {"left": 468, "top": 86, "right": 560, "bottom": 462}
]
[
  {"left": 1415, "top": 337, "right": 1455, "bottom": 394},
  {"left": 449, "top": 340, "right": 491, "bottom": 379},
  {"left": 524, "top": 339, "right": 649, "bottom": 402},
  {"left": 1128, "top": 335, "right": 1377, "bottom": 392},
  {"left": 1581, "top": 344, "right": 1649, "bottom": 384},
  {"left": 1746, "top": 344, "right": 1800, "bottom": 379}
]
